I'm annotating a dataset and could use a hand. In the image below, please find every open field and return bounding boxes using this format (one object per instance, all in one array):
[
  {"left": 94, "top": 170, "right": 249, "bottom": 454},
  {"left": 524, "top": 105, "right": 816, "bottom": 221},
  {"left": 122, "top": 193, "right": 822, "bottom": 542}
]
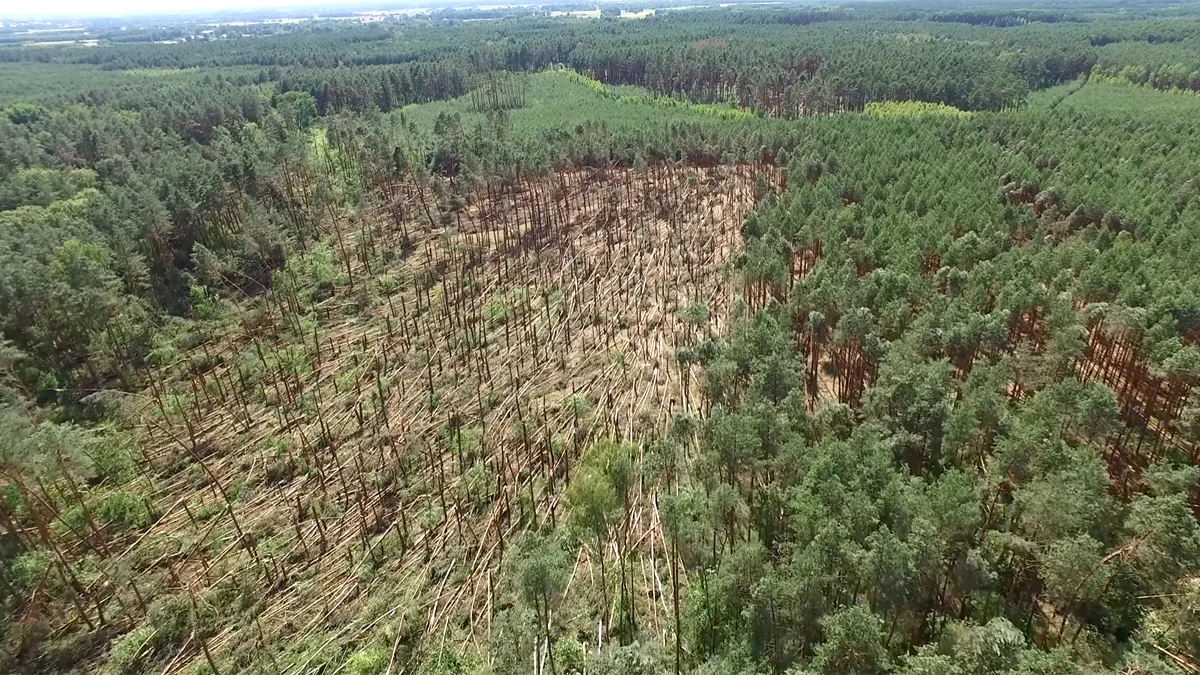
[{"left": 391, "top": 69, "right": 757, "bottom": 142}]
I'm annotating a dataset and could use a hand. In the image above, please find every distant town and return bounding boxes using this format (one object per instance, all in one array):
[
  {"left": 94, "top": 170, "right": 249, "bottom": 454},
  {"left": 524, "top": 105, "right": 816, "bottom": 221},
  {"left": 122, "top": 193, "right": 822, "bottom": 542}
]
[{"left": 1, "top": 0, "right": 777, "bottom": 46}]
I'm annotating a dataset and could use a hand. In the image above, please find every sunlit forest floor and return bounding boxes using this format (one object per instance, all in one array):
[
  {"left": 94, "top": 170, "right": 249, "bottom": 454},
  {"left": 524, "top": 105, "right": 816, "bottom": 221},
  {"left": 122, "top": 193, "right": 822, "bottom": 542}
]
[{"left": 119, "top": 157, "right": 781, "bottom": 673}]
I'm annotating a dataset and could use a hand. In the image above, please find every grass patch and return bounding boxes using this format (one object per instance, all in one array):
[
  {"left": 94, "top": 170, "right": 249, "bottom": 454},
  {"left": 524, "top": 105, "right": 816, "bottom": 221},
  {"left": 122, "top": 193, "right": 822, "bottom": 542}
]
[
  {"left": 392, "top": 68, "right": 757, "bottom": 143},
  {"left": 864, "top": 100, "right": 971, "bottom": 118}
]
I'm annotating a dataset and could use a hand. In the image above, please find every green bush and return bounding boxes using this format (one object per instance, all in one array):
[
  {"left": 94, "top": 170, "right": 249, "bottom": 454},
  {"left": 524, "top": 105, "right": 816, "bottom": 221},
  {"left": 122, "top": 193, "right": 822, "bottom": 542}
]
[
  {"left": 87, "top": 435, "right": 139, "bottom": 484},
  {"left": 417, "top": 648, "right": 472, "bottom": 675},
  {"left": 344, "top": 646, "right": 390, "bottom": 675},
  {"left": 97, "top": 491, "right": 152, "bottom": 531},
  {"left": 555, "top": 636, "right": 586, "bottom": 675},
  {"left": 149, "top": 594, "right": 197, "bottom": 652},
  {"left": 103, "top": 626, "right": 156, "bottom": 675}
]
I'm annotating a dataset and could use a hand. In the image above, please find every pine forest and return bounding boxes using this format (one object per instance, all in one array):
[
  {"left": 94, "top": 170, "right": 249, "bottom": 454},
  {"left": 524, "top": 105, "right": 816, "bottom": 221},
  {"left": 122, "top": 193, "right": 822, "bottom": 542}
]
[{"left": 3, "top": 1, "right": 1200, "bottom": 673}]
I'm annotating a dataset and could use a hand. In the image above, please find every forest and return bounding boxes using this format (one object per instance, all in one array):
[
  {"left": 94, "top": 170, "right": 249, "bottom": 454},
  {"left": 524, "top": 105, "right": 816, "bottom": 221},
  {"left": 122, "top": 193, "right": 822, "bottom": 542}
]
[{"left": 2, "top": 1, "right": 1200, "bottom": 673}]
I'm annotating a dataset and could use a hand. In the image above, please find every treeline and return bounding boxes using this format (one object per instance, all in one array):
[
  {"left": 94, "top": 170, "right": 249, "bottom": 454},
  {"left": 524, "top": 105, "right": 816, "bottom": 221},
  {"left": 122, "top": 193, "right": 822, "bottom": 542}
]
[{"left": 5, "top": 8, "right": 1200, "bottom": 115}]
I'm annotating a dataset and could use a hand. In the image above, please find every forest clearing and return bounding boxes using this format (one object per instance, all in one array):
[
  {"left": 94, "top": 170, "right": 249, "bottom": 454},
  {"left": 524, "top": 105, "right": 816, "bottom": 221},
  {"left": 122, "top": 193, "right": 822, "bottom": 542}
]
[{"left": 120, "top": 161, "right": 782, "bottom": 675}]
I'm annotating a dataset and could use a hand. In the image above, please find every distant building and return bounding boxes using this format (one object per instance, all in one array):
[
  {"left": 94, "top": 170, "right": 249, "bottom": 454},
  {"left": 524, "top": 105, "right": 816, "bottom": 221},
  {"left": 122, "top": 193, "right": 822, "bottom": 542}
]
[{"left": 549, "top": 9, "right": 602, "bottom": 18}]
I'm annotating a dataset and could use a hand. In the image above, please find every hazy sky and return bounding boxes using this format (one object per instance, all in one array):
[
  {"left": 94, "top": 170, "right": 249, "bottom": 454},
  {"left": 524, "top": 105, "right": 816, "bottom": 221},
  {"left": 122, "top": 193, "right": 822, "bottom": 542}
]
[{"left": 4, "top": 0, "right": 371, "bottom": 19}]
